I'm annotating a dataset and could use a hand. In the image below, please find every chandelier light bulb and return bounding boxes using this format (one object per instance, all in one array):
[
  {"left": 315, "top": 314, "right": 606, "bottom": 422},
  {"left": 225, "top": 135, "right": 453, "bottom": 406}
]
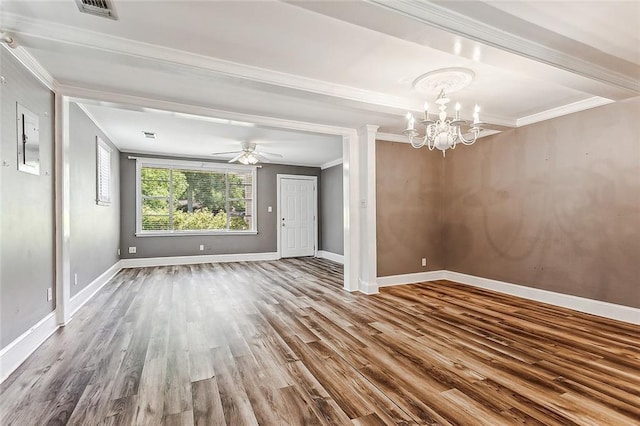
[
  {"left": 407, "top": 114, "right": 416, "bottom": 130},
  {"left": 455, "top": 102, "right": 461, "bottom": 111}
]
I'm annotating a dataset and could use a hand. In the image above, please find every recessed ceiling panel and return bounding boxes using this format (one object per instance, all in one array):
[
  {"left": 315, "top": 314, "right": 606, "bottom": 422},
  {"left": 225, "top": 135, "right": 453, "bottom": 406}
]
[{"left": 77, "top": 103, "right": 343, "bottom": 167}]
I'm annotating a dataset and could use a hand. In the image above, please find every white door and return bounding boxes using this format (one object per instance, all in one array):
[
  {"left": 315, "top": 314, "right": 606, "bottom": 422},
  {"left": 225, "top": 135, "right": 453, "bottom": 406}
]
[{"left": 280, "top": 177, "right": 316, "bottom": 258}]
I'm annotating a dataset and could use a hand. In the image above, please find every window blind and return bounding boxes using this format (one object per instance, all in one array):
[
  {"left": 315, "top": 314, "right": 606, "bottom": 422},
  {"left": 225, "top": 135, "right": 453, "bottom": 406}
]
[
  {"left": 138, "top": 162, "right": 255, "bottom": 233},
  {"left": 96, "top": 138, "right": 111, "bottom": 205}
]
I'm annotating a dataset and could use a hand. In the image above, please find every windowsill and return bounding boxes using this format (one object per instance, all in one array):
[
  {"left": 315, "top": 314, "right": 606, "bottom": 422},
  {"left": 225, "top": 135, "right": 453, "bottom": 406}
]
[{"left": 135, "top": 231, "right": 258, "bottom": 237}]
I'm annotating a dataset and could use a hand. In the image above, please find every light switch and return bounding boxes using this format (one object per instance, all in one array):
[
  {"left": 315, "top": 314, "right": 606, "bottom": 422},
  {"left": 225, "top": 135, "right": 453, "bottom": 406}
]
[{"left": 268, "top": 206, "right": 272, "bottom": 212}]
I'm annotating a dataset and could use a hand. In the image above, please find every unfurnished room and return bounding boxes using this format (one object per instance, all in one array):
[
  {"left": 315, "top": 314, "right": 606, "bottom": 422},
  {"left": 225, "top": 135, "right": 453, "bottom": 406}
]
[{"left": 0, "top": 1, "right": 639, "bottom": 425}]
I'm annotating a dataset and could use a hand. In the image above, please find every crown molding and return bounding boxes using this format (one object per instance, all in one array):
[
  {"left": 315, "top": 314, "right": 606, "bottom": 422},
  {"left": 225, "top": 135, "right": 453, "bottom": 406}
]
[
  {"left": 376, "top": 132, "right": 407, "bottom": 143},
  {"left": 1, "top": 43, "right": 56, "bottom": 91},
  {"left": 516, "top": 96, "right": 615, "bottom": 127},
  {"left": 58, "top": 84, "right": 356, "bottom": 137},
  {"left": 369, "top": 0, "right": 639, "bottom": 95},
  {"left": 3, "top": 13, "right": 421, "bottom": 112},
  {"left": 74, "top": 102, "right": 121, "bottom": 150},
  {"left": 320, "top": 158, "right": 343, "bottom": 170}
]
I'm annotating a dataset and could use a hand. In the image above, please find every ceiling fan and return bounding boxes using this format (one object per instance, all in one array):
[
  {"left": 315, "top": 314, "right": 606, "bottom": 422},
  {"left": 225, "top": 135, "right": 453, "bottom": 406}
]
[{"left": 211, "top": 141, "right": 283, "bottom": 165}]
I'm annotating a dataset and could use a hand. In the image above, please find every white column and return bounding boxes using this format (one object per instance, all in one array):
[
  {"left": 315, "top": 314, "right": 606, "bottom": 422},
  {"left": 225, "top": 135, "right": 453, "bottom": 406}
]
[
  {"left": 55, "top": 94, "right": 71, "bottom": 325},
  {"left": 342, "top": 131, "right": 359, "bottom": 292},
  {"left": 358, "top": 124, "right": 379, "bottom": 294}
]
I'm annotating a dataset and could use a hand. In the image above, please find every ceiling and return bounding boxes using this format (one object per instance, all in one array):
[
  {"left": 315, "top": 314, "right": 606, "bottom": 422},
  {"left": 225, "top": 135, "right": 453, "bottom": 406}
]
[
  {"left": 77, "top": 102, "right": 343, "bottom": 167},
  {"left": 1, "top": 1, "right": 638, "bottom": 161}
]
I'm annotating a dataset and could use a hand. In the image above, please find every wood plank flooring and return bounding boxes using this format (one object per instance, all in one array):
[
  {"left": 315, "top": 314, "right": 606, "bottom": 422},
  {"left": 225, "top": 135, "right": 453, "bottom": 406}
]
[{"left": 1, "top": 258, "right": 638, "bottom": 425}]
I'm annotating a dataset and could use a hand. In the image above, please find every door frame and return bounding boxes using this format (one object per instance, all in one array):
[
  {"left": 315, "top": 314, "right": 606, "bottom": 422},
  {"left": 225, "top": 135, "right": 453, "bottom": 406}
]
[{"left": 276, "top": 174, "right": 318, "bottom": 259}]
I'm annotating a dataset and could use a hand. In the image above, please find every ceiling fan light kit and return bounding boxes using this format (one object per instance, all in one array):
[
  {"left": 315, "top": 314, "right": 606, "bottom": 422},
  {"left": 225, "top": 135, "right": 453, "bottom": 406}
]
[
  {"left": 211, "top": 141, "right": 283, "bottom": 165},
  {"left": 404, "top": 68, "right": 484, "bottom": 156}
]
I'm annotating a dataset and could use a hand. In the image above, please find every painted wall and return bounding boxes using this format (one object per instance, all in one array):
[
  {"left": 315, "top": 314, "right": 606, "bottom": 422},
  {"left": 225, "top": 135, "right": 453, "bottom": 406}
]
[
  {"left": 0, "top": 49, "right": 56, "bottom": 349},
  {"left": 319, "top": 164, "right": 344, "bottom": 255},
  {"left": 376, "top": 140, "right": 445, "bottom": 277},
  {"left": 69, "top": 104, "right": 121, "bottom": 298},
  {"left": 119, "top": 153, "right": 321, "bottom": 258},
  {"left": 444, "top": 98, "right": 640, "bottom": 308}
]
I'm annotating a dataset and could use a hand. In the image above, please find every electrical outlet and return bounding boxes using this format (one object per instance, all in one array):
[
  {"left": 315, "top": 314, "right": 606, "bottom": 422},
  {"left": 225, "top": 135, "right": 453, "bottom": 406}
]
[
  {"left": 199, "top": 244, "right": 204, "bottom": 251},
  {"left": 117, "top": 248, "right": 121, "bottom": 256},
  {"left": 128, "top": 246, "right": 137, "bottom": 254},
  {"left": 47, "top": 288, "right": 52, "bottom": 301},
  {"left": 74, "top": 273, "right": 78, "bottom": 286},
  {"left": 421, "top": 258, "right": 427, "bottom": 267},
  {"left": 268, "top": 206, "right": 272, "bottom": 212}
]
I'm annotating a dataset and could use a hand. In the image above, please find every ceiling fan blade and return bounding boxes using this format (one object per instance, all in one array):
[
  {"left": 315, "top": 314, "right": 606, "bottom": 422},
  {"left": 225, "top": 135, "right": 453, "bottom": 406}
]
[
  {"left": 255, "top": 150, "right": 283, "bottom": 159},
  {"left": 228, "top": 152, "right": 245, "bottom": 163},
  {"left": 211, "top": 150, "right": 242, "bottom": 156}
]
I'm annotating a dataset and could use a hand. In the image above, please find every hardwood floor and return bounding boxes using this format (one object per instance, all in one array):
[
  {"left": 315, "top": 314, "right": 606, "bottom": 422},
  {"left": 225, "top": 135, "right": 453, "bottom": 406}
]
[{"left": 1, "top": 258, "right": 638, "bottom": 425}]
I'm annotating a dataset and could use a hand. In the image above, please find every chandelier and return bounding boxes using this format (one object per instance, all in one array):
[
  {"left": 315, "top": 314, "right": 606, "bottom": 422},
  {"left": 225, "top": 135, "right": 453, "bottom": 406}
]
[{"left": 403, "top": 68, "right": 483, "bottom": 156}]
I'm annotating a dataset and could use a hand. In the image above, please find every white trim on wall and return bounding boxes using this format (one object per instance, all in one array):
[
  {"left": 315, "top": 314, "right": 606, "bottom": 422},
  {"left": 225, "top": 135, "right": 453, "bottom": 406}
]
[
  {"left": 75, "top": 102, "right": 119, "bottom": 146},
  {"left": 0, "top": 312, "right": 59, "bottom": 383},
  {"left": 320, "top": 158, "right": 343, "bottom": 170},
  {"left": 444, "top": 271, "right": 640, "bottom": 325},
  {"left": 68, "top": 261, "right": 122, "bottom": 318},
  {"left": 55, "top": 94, "right": 71, "bottom": 326},
  {"left": 377, "top": 270, "right": 447, "bottom": 288},
  {"left": 375, "top": 270, "right": 639, "bottom": 325},
  {"left": 317, "top": 250, "right": 344, "bottom": 264},
  {"left": 120, "top": 252, "right": 279, "bottom": 268},
  {"left": 515, "top": 96, "right": 614, "bottom": 127},
  {"left": 1, "top": 44, "right": 56, "bottom": 90}
]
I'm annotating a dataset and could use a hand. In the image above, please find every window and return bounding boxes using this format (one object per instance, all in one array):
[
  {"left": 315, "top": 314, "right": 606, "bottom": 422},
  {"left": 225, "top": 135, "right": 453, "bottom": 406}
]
[
  {"left": 96, "top": 137, "right": 111, "bottom": 205},
  {"left": 135, "top": 158, "right": 256, "bottom": 235}
]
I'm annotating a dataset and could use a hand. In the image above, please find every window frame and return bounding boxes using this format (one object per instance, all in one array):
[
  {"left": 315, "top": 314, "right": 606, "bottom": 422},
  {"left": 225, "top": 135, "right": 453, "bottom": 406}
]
[
  {"left": 134, "top": 157, "right": 258, "bottom": 237},
  {"left": 96, "top": 137, "right": 112, "bottom": 206}
]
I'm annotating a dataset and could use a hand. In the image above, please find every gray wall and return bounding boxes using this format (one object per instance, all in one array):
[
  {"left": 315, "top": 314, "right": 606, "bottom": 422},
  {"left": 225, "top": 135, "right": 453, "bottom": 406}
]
[
  {"left": 376, "top": 140, "right": 445, "bottom": 277},
  {"left": 119, "top": 152, "right": 321, "bottom": 258},
  {"left": 1, "top": 49, "right": 56, "bottom": 349},
  {"left": 444, "top": 98, "right": 640, "bottom": 308},
  {"left": 319, "top": 164, "right": 344, "bottom": 255},
  {"left": 69, "top": 103, "right": 121, "bottom": 298}
]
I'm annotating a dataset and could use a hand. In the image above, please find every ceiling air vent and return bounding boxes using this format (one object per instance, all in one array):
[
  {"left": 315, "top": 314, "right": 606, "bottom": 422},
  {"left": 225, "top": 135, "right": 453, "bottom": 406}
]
[{"left": 75, "top": 0, "right": 117, "bottom": 20}]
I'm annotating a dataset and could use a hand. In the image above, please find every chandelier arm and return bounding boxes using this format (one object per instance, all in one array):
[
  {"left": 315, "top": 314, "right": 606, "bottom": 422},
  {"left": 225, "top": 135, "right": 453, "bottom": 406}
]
[
  {"left": 457, "top": 127, "right": 479, "bottom": 145},
  {"left": 411, "top": 135, "right": 426, "bottom": 148}
]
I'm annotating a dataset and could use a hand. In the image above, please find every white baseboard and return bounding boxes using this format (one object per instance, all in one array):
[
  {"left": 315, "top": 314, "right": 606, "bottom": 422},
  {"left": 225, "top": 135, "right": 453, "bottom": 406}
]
[
  {"left": 0, "top": 312, "right": 59, "bottom": 383},
  {"left": 445, "top": 271, "right": 640, "bottom": 325},
  {"left": 68, "top": 261, "right": 122, "bottom": 319},
  {"left": 373, "top": 269, "right": 638, "bottom": 324},
  {"left": 377, "top": 270, "right": 447, "bottom": 288},
  {"left": 317, "top": 250, "right": 344, "bottom": 264},
  {"left": 359, "top": 279, "right": 379, "bottom": 295},
  {"left": 120, "top": 252, "right": 280, "bottom": 268}
]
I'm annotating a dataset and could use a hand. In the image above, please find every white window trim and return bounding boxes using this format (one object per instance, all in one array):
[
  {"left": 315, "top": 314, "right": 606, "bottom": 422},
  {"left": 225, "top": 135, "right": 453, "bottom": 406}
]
[
  {"left": 134, "top": 156, "right": 258, "bottom": 236},
  {"left": 96, "top": 136, "right": 111, "bottom": 206}
]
